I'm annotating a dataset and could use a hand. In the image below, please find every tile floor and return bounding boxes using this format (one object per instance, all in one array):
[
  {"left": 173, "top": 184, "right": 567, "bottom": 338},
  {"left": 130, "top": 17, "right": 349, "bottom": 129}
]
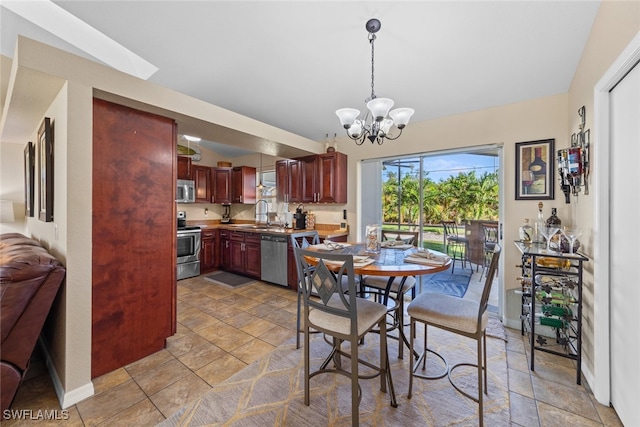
[{"left": 4, "top": 270, "right": 622, "bottom": 426}]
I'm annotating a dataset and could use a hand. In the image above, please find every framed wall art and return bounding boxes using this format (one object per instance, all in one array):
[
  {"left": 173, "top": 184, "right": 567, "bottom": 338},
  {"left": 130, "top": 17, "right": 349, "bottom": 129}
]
[
  {"left": 515, "top": 138, "right": 555, "bottom": 200},
  {"left": 24, "top": 141, "right": 35, "bottom": 217},
  {"left": 38, "top": 117, "right": 54, "bottom": 222}
]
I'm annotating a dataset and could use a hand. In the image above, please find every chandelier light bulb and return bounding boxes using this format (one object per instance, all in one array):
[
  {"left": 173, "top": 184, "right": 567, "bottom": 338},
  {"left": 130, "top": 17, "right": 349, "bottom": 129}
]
[
  {"left": 367, "top": 98, "right": 394, "bottom": 121},
  {"left": 389, "top": 108, "right": 415, "bottom": 128},
  {"left": 336, "top": 108, "right": 360, "bottom": 128}
]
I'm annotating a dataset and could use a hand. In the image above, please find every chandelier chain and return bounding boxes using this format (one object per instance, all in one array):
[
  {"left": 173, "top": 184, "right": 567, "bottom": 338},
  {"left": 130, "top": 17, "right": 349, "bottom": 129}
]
[{"left": 369, "top": 33, "right": 376, "bottom": 101}]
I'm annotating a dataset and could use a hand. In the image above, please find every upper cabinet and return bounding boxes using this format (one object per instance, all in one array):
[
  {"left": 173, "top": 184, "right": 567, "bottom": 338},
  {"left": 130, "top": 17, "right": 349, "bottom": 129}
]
[
  {"left": 177, "top": 156, "right": 192, "bottom": 180},
  {"left": 192, "top": 165, "right": 211, "bottom": 203},
  {"left": 275, "top": 159, "right": 302, "bottom": 203},
  {"left": 317, "top": 152, "right": 347, "bottom": 203},
  {"left": 231, "top": 166, "right": 256, "bottom": 204},
  {"left": 212, "top": 167, "right": 232, "bottom": 204},
  {"left": 280, "top": 152, "right": 347, "bottom": 204}
]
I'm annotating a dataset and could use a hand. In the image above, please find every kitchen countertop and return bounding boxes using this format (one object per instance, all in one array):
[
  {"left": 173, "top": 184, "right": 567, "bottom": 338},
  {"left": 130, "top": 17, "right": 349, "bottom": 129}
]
[{"left": 190, "top": 221, "right": 349, "bottom": 240}]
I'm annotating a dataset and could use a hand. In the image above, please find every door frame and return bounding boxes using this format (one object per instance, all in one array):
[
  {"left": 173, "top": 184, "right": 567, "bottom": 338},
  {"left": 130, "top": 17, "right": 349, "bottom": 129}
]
[{"left": 593, "top": 31, "right": 640, "bottom": 405}]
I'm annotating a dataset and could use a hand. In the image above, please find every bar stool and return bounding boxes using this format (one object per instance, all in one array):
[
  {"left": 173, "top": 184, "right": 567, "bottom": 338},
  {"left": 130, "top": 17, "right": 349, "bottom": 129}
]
[{"left": 442, "top": 221, "right": 471, "bottom": 273}]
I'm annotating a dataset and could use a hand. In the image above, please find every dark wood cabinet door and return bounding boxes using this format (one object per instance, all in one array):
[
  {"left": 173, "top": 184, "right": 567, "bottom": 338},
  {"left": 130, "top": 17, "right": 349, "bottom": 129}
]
[
  {"left": 92, "top": 98, "right": 176, "bottom": 378},
  {"left": 232, "top": 166, "right": 257, "bottom": 204},
  {"left": 212, "top": 167, "right": 232, "bottom": 204},
  {"left": 276, "top": 159, "right": 302, "bottom": 203},
  {"left": 318, "top": 152, "right": 347, "bottom": 203},
  {"left": 300, "top": 155, "right": 319, "bottom": 203},
  {"left": 229, "top": 239, "right": 244, "bottom": 272},
  {"left": 177, "top": 156, "right": 192, "bottom": 180},
  {"left": 244, "top": 241, "right": 261, "bottom": 278},
  {"left": 220, "top": 233, "right": 231, "bottom": 270},
  {"left": 192, "top": 165, "right": 211, "bottom": 203},
  {"left": 200, "top": 229, "right": 217, "bottom": 273},
  {"left": 275, "top": 160, "right": 289, "bottom": 203}
]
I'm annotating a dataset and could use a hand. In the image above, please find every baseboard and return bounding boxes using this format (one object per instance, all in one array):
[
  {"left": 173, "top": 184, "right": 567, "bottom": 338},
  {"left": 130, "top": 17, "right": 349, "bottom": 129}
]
[{"left": 38, "top": 338, "right": 95, "bottom": 409}]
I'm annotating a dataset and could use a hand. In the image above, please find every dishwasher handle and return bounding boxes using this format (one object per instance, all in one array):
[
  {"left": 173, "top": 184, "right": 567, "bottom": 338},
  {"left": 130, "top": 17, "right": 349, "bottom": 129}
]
[{"left": 261, "top": 234, "right": 288, "bottom": 243}]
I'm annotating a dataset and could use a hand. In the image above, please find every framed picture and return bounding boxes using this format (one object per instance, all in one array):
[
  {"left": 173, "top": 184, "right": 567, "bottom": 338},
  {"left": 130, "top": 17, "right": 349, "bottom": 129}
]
[
  {"left": 515, "top": 138, "right": 555, "bottom": 200},
  {"left": 38, "top": 117, "right": 54, "bottom": 222},
  {"left": 24, "top": 141, "right": 35, "bottom": 217}
]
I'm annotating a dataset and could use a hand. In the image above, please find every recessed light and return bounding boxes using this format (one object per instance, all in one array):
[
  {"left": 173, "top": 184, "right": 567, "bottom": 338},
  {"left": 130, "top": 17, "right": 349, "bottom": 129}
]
[{"left": 183, "top": 135, "right": 201, "bottom": 142}]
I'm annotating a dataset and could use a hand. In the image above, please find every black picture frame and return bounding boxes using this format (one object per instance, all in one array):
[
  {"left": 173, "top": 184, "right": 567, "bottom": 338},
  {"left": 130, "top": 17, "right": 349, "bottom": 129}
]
[
  {"left": 38, "top": 117, "right": 54, "bottom": 222},
  {"left": 515, "top": 138, "right": 555, "bottom": 200},
  {"left": 24, "top": 141, "right": 35, "bottom": 217}
]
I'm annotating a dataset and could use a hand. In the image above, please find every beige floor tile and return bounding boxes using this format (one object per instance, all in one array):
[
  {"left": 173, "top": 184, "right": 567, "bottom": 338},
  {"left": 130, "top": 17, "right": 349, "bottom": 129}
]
[
  {"left": 507, "top": 347, "right": 530, "bottom": 374},
  {"left": 537, "top": 401, "right": 603, "bottom": 427},
  {"left": 224, "top": 311, "right": 261, "bottom": 329},
  {"left": 589, "top": 394, "right": 624, "bottom": 426},
  {"left": 132, "top": 358, "right": 192, "bottom": 396},
  {"left": 176, "top": 341, "right": 227, "bottom": 371},
  {"left": 76, "top": 379, "right": 146, "bottom": 426},
  {"left": 532, "top": 375, "right": 600, "bottom": 423},
  {"left": 165, "top": 331, "right": 212, "bottom": 357},
  {"left": 508, "top": 367, "right": 534, "bottom": 398},
  {"left": 259, "top": 324, "right": 297, "bottom": 347},
  {"left": 196, "top": 322, "right": 243, "bottom": 343},
  {"left": 230, "top": 338, "right": 276, "bottom": 364},
  {"left": 239, "top": 317, "right": 280, "bottom": 337},
  {"left": 179, "top": 310, "right": 223, "bottom": 332},
  {"left": 91, "top": 368, "right": 131, "bottom": 395},
  {"left": 149, "top": 373, "right": 212, "bottom": 418},
  {"left": 211, "top": 328, "right": 255, "bottom": 352},
  {"left": 124, "top": 349, "right": 175, "bottom": 378},
  {"left": 97, "top": 398, "right": 165, "bottom": 426},
  {"left": 205, "top": 304, "right": 246, "bottom": 320},
  {"left": 195, "top": 353, "right": 248, "bottom": 386},
  {"left": 510, "top": 391, "right": 540, "bottom": 427}
]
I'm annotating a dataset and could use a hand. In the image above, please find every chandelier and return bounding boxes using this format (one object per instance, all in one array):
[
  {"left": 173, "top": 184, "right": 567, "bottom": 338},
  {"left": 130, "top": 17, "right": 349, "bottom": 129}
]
[{"left": 336, "top": 18, "right": 414, "bottom": 145}]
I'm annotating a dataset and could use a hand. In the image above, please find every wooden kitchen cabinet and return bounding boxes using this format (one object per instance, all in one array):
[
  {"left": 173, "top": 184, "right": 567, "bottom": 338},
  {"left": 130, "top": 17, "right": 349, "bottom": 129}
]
[
  {"left": 227, "top": 230, "right": 261, "bottom": 278},
  {"left": 317, "top": 152, "right": 347, "bottom": 203},
  {"left": 177, "top": 156, "right": 192, "bottom": 180},
  {"left": 220, "top": 229, "right": 231, "bottom": 270},
  {"left": 200, "top": 228, "right": 219, "bottom": 273},
  {"left": 192, "top": 165, "right": 211, "bottom": 203},
  {"left": 212, "top": 167, "right": 232, "bottom": 204},
  {"left": 279, "top": 152, "right": 347, "bottom": 204},
  {"left": 231, "top": 166, "right": 257, "bottom": 204},
  {"left": 276, "top": 159, "right": 302, "bottom": 203}
]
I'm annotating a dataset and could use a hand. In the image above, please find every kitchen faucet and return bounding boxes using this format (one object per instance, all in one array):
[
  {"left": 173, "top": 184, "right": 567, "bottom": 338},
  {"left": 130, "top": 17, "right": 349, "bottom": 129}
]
[{"left": 255, "top": 199, "right": 270, "bottom": 225}]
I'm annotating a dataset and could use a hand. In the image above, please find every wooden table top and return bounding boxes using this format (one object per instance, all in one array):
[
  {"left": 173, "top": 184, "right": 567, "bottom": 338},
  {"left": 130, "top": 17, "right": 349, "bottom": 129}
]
[{"left": 305, "top": 243, "right": 451, "bottom": 277}]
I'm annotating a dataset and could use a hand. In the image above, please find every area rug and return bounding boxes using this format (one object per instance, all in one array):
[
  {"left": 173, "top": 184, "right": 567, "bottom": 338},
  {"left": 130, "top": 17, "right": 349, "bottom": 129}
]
[
  {"left": 159, "top": 320, "right": 510, "bottom": 426},
  {"left": 204, "top": 272, "right": 256, "bottom": 288},
  {"left": 420, "top": 264, "right": 472, "bottom": 298}
]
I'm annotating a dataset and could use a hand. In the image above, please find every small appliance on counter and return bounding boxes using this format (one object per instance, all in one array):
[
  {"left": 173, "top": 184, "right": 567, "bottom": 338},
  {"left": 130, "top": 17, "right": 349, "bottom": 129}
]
[
  {"left": 177, "top": 211, "right": 187, "bottom": 229},
  {"left": 221, "top": 204, "right": 231, "bottom": 223},
  {"left": 283, "top": 212, "right": 294, "bottom": 229},
  {"left": 293, "top": 207, "right": 307, "bottom": 230}
]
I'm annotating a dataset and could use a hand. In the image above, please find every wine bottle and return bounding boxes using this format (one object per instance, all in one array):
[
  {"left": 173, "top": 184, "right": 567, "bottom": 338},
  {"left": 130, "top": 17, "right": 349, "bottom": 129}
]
[
  {"left": 546, "top": 208, "right": 561, "bottom": 228},
  {"left": 529, "top": 147, "right": 547, "bottom": 194},
  {"left": 519, "top": 218, "right": 533, "bottom": 243},
  {"left": 534, "top": 202, "right": 544, "bottom": 243}
]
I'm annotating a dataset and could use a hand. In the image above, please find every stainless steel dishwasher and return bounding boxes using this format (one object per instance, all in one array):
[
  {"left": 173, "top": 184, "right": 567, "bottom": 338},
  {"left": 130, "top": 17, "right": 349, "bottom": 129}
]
[{"left": 260, "top": 234, "right": 289, "bottom": 286}]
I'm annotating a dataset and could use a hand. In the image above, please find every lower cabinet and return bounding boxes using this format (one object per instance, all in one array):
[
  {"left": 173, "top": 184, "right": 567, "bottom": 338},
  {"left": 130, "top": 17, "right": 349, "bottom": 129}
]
[
  {"left": 200, "top": 228, "right": 219, "bottom": 273},
  {"left": 227, "top": 231, "right": 261, "bottom": 279},
  {"left": 220, "top": 230, "right": 231, "bottom": 270}
]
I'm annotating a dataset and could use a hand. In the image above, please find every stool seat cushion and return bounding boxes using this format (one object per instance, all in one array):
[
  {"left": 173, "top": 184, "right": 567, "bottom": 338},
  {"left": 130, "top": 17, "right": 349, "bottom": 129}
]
[
  {"left": 407, "top": 292, "right": 488, "bottom": 335},
  {"left": 362, "top": 275, "right": 416, "bottom": 294},
  {"left": 308, "top": 295, "right": 387, "bottom": 337}
]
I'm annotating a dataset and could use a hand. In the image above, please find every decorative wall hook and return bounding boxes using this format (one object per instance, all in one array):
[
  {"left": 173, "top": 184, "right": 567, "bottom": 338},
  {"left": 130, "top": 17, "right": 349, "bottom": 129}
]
[{"left": 557, "top": 106, "right": 590, "bottom": 203}]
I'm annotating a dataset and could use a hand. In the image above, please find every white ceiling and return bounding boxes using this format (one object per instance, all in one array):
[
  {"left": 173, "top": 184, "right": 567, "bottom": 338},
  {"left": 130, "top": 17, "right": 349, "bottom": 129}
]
[{"left": 0, "top": 1, "right": 601, "bottom": 157}]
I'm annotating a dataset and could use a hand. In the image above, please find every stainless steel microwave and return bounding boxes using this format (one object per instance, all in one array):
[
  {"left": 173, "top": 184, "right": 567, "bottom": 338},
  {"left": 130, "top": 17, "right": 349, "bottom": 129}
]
[{"left": 176, "top": 179, "right": 195, "bottom": 203}]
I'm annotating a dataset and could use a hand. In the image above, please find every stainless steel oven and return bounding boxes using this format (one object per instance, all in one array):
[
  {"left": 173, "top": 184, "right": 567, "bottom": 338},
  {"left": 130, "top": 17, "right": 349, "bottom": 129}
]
[{"left": 177, "top": 227, "right": 201, "bottom": 280}]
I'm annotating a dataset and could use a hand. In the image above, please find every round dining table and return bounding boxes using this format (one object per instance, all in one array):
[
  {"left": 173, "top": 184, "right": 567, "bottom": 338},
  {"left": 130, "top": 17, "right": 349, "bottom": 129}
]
[{"left": 303, "top": 242, "right": 452, "bottom": 357}]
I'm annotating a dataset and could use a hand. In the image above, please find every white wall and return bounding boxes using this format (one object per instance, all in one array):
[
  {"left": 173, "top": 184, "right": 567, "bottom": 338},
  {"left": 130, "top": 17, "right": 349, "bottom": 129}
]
[{"left": 0, "top": 141, "right": 26, "bottom": 234}]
